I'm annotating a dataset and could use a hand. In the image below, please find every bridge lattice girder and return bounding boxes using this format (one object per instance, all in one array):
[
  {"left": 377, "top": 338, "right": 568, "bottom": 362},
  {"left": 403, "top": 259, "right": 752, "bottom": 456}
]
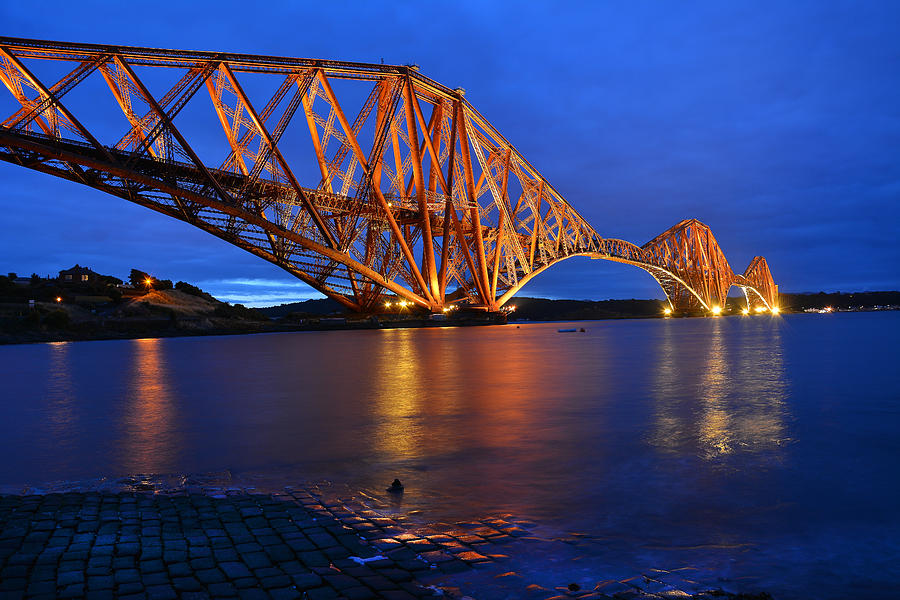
[{"left": 0, "top": 37, "right": 777, "bottom": 313}]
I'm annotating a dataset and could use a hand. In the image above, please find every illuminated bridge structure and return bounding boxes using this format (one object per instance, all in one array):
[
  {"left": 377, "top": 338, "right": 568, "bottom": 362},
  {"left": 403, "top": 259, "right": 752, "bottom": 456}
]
[{"left": 0, "top": 38, "right": 777, "bottom": 314}]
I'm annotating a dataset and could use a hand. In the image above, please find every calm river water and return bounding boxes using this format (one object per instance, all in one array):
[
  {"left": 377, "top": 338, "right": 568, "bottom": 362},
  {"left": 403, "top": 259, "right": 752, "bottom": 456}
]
[{"left": 1, "top": 312, "right": 898, "bottom": 598}]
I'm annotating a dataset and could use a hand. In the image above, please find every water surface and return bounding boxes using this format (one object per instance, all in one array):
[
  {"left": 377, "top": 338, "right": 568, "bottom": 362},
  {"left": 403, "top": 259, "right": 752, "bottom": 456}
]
[{"left": 1, "top": 312, "right": 898, "bottom": 598}]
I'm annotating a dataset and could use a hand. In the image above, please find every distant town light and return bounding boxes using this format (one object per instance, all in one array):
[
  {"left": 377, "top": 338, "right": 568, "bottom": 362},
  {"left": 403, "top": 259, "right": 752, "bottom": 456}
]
[
  {"left": 771, "top": 306, "right": 780, "bottom": 315},
  {"left": 742, "top": 307, "right": 750, "bottom": 315},
  {"left": 663, "top": 307, "right": 672, "bottom": 316},
  {"left": 755, "top": 306, "right": 767, "bottom": 313},
  {"left": 55, "top": 296, "right": 62, "bottom": 303},
  {"left": 384, "top": 301, "right": 391, "bottom": 308},
  {"left": 711, "top": 305, "right": 722, "bottom": 315},
  {"left": 144, "top": 277, "right": 153, "bottom": 288}
]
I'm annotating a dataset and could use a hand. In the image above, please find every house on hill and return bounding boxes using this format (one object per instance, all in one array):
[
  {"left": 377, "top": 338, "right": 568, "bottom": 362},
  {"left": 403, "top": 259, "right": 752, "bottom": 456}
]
[{"left": 58, "top": 264, "right": 99, "bottom": 284}]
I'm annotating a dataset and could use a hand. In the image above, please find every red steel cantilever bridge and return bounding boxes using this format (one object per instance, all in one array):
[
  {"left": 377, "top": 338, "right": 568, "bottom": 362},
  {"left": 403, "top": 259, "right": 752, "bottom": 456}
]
[{"left": 0, "top": 38, "right": 777, "bottom": 314}]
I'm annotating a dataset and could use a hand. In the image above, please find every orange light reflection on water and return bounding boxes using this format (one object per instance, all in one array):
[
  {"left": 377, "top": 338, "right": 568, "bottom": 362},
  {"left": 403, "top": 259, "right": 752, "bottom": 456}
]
[
  {"left": 122, "top": 338, "right": 177, "bottom": 473},
  {"left": 369, "top": 326, "right": 579, "bottom": 468}
]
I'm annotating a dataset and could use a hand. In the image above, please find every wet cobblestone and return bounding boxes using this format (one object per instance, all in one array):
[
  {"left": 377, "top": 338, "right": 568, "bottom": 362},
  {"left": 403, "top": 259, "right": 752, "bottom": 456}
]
[
  {"left": 0, "top": 488, "right": 457, "bottom": 600},
  {"left": 0, "top": 484, "right": 775, "bottom": 600}
]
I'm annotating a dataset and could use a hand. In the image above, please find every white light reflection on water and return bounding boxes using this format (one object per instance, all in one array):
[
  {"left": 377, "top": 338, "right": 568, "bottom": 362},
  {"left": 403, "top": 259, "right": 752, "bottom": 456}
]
[
  {"left": 42, "top": 341, "right": 76, "bottom": 456},
  {"left": 650, "top": 317, "right": 789, "bottom": 462}
]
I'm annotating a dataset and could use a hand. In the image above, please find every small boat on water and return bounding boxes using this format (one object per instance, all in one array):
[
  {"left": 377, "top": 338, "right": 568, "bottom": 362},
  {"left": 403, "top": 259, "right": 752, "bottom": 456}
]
[{"left": 558, "top": 328, "right": 577, "bottom": 333}]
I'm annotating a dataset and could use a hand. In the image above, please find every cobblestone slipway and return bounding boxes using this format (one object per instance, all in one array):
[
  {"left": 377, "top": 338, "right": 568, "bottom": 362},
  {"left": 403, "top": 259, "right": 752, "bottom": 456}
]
[{"left": 0, "top": 482, "right": 771, "bottom": 600}]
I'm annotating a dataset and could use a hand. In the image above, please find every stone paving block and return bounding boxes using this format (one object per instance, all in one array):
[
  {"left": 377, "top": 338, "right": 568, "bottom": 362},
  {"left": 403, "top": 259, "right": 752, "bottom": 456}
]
[
  {"left": 87, "top": 574, "right": 115, "bottom": 589},
  {"left": 456, "top": 551, "right": 489, "bottom": 563},
  {"left": 58, "top": 583, "right": 87, "bottom": 598},
  {"left": 268, "top": 587, "right": 302, "bottom": 600},
  {"left": 206, "top": 582, "right": 239, "bottom": 597},
  {"left": 291, "top": 572, "right": 324, "bottom": 590},
  {"left": 28, "top": 565, "right": 57, "bottom": 582},
  {"left": 139, "top": 558, "right": 165, "bottom": 573},
  {"left": 260, "top": 574, "right": 292, "bottom": 589},
  {"left": 264, "top": 543, "right": 295, "bottom": 562},
  {"left": 1, "top": 565, "right": 28, "bottom": 579},
  {"left": 27, "top": 580, "right": 57, "bottom": 595},
  {"left": 142, "top": 571, "right": 170, "bottom": 586},
  {"left": 162, "top": 550, "right": 187, "bottom": 564},
  {"left": 220, "top": 561, "right": 253, "bottom": 579},
  {"left": 57, "top": 570, "right": 85, "bottom": 586},
  {"left": 172, "top": 576, "right": 202, "bottom": 592},
  {"left": 195, "top": 567, "right": 226, "bottom": 584},
  {"left": 299, "top": 550, "right": 330, "bottom": 567},
  {"left": 386, "top": 546, "right": 418, "bottom": 561},
  {"left": 213, "top": 548, "right": 240, "bottom": 563},
  {"left": 242, "top": 551, "right": 272, "bottom": 569},
  {"left": 418, "top": 550, "right": 454, "bottom": 564},
  {"left": 113, "top": 555, "right": 137, "bottom": 569},
  {"left": 379, "top": 591, "right": 419, "bottom": 600},
  {"left": 324, "top": 573, "right": 360, "bottom": 590},
  {"left": 305, "top": 587, "right": 342, "bottom": 600},
  {"left": 380, "top": 568, "right": 414, "bottom": 583},
  {"left": 308, "top": 532, "right": 339, "bottom": 549},
  {"left": 116, "top": 581, "right": 145, "bottom": 595},
  {"left": 168, "top": 561, "right": 193, "bottom": 577},
  {"left": 323, "top": 544, "right": 351, "bottom": 559},
  {"left": 237, "top": 589, "right": 270, "bottom": 600},
  {"left": 396, "top": 559, "right": 431, "bottom": 572},
  {"left": 285, "top": 537, "right": 316, "bottom": 552},
  {"left": 190, "top": 556, "right": 217, "bottom": 570},
  {"left": 0, "top": 578, "right": 27, "bottom": 594},
  {"left": 437, "top": 560, "right": 470, "bottom": 574},
  {"left": 140, "top": 546, "right": 163, "bottom": 560},
  {"left": 343, "top": 586, "right": 377, "bottom": 600},
  {"left": 114, "top": 567, "right": 140, "bottom": 584}
]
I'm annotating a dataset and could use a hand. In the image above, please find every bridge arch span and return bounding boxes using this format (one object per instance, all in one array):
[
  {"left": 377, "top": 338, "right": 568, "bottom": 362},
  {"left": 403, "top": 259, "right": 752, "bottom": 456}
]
[{"left": 0, "top": 37, "right": 777, "bottom": 314}]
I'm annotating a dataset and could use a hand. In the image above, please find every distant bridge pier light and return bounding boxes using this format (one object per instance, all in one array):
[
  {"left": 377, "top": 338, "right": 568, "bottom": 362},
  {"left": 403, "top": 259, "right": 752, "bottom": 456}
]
[{"left": 0, "top": 37, "right": 777, "bottom": 314}]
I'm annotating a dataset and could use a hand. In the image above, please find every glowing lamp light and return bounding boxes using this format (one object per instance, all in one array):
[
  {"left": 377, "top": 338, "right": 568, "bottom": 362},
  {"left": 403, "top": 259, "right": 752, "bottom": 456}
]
[
  {"left": 663, "top": 307, "right": 672, "bottom": 316},
  {"left": 144, "top": 277, "right": 153, "bottom": 287},
  {"left": 55, "top": 296, "right": 62, "bottom": 303},
  {"left": 711, "top": 305, "right": 722, "bottom": 315},
  {"left": 755, "top": 306, "right": 767, "bottom": 313},
  {"left": 771, "top": 307, "right": 780, "bottom": 315},
  {"left": 442, "top": 307, "right": 450, "bottom": 312},
  {"left": 384, "top": 301, "right": 391, "bottom": 308},
  {"left": 742, "top": 308, "right": 749, "bottom": 315}
]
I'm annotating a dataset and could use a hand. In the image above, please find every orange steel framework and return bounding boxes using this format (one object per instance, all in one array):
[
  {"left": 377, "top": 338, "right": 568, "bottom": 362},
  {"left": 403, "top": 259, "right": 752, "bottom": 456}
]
[{"left": 0, "top": 38, "right": 778, "bottom": 314}]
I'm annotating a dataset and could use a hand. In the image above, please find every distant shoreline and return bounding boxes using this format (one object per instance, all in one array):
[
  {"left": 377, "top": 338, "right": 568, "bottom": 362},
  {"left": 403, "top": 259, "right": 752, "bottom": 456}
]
[{"left": 3, "top": 289, "right": 897, "bottom": 346}]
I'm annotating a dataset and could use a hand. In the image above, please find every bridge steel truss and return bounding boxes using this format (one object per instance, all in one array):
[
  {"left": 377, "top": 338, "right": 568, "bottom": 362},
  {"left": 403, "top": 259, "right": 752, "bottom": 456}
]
[{"left": 0, "top": 38, "right": 777, "bottom": 313}]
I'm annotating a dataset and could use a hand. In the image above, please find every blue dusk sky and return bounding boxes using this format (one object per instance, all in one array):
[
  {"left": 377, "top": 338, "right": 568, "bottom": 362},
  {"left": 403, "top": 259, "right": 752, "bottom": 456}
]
[{"left": 1, "top": 1, "right": 898, "bottom": 306}]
